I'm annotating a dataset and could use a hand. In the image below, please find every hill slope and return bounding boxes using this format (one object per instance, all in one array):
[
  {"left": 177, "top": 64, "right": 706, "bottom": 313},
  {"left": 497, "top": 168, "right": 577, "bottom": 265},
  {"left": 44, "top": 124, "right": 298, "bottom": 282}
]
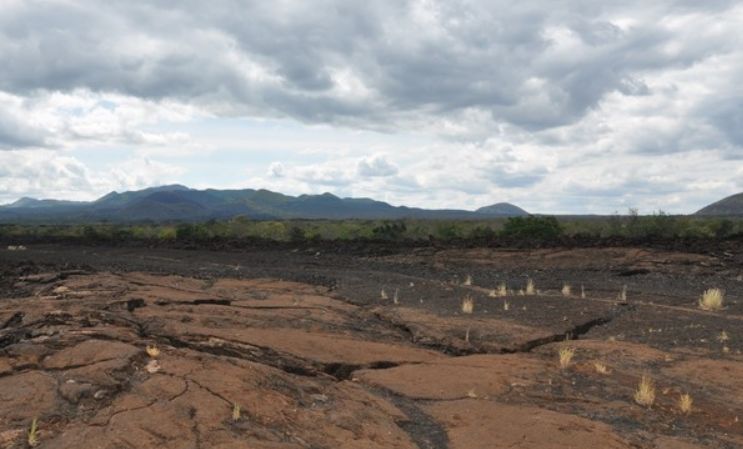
[
  {"left": 0, "top": 186, "right": 528, "bottom": 222},
  {"left": 695, "top": 193, "right": 743, "bottom": 216}
]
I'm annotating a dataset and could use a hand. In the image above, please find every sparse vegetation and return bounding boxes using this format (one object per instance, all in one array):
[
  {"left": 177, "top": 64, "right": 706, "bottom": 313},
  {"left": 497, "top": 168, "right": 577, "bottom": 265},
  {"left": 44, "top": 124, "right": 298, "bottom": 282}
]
[
  {"left": 503, "top": 300, "right": 510, "bottom": 311},
  {"left": 561, "top": 283, "right": 572, "bottom": 297},
  {"left": 380, "top": 288, "right": 388, "bottom": 300},
  {"left": 461, "top": 295, "right": 474, "bottom": 314},
  {"left": 634, "top": 375, "right": 656, "bottom": 407},
  {"left": 699, "top": 288, "right": 724, "bottom": 311},
  {"left": 593, "top": 362, "right": 610, "bottom": 375},
  {"left": 559, "top": 347, "right": 575, "bottom": 369},
  {"left": 581, "top": 284, "right": 586, "bottom": 299},
  {"left": 717, "top": 330, "right": 730, "bottom": 342},
  {"left": 525, "top": 279, "right": 536, "bottom": 296},
  {"left": 463, "top": 274, "right": 472, "bottom": 286},
  {"left": 27, "top": 418, "right": 38, "bottom": 447},
  {"left": 679, "top": 393, "right": 693, "bottom": 415},
  {"left": 618, "top": 285, "right": 627, "bottom": 302},
  {"left": 393, "top": 288, "right": 399, "bottom": 305},
  {"left": 2, "top": 213, "right": 742, "bottom": 247},
  {"left": 232, "top": 403, "right": 241, "bottom": 421}
]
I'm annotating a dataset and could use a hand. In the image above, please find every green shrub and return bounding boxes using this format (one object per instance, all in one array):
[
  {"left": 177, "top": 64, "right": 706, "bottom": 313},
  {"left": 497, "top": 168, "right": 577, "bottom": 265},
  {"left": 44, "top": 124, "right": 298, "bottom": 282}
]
[
  {"left": 371, "top": 221, "right": 407, "bottom": 240},
  {"left": 501, "top": 216, "right": 562, "bottom": 240}
]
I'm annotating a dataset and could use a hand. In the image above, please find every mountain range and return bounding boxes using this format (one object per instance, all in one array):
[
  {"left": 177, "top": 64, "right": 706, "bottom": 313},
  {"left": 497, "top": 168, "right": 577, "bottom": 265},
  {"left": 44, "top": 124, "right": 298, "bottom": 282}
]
[{"left": 0, "top": 185, "right": 529, "bottom": 223}]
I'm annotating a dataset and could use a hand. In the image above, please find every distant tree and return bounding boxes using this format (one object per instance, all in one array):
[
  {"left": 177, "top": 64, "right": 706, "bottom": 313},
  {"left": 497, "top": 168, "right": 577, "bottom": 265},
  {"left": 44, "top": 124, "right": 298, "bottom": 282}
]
[{"left": 500, "top": 216, "right": 562, "bottom": 241}]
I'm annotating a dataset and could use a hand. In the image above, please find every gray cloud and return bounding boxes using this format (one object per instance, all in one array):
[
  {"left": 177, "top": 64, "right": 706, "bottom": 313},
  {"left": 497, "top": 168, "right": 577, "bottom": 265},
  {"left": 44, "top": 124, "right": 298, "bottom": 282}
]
[
  {"left": 0, "top": 109, "right": 48, "bottom": 149},
  {"left": 1, "top": 0, "right": 739, "bottom": 134}
]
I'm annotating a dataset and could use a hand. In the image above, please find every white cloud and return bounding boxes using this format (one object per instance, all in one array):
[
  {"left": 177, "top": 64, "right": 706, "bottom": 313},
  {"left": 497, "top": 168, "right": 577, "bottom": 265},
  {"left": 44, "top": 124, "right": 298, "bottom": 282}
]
[{"left": 357, "top": 154, "right": 398, "bottom": 177}]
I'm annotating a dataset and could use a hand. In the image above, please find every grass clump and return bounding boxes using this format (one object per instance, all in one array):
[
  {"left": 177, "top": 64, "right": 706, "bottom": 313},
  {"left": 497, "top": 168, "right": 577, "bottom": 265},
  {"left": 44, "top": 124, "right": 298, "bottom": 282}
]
[
  {"left": 561, "top": 283, "right": 572, "bottom": 297},
  {"left": 463, "top": 274, "right": 473, "bottom": 286},
  {"left": 232, "top": 403, "right": 241, "bottom": 421},
  {"left": 558, "top": 347, "right": 575, "bottom": 369},
  {"left": 699, "top": 288, "right": 724, "bottom": 311},
  {"left": 489, "top": 282, "right": 508, "bottom": 298},
  {"left": 593, "top": 361, "right": 610, "bottom": 375},
  {"left": 525, "top": 279, "right": 536, "bottom": 296},
  {"left": 634, "top": 375, "right": 656, "bottom": 407},
  {"left": 617, "top": 285, "right": 627, "bottom": 302},
  {"left": 28, "top": 418, "right": 39, "bottom": 447},
  {"left": 461, "top": 295, "right": 474, "bottom": 314},
  {"left": 679, "top": 393, "right": 693, "bottom": 415}
]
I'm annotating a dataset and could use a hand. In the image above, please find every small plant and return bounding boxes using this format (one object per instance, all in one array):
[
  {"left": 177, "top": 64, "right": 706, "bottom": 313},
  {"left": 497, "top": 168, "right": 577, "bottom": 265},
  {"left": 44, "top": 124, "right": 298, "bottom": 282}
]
[
  {"left": 146, "top": 345, "right": 160, "bottom": 358},
  {"left": 28, "top": 418, "right": 39, "bottom": 447},
  {"left": 380, "top": 288, "right": 388, "bottom": 300},
  {"left": 561, "top": 283, "right": 572, "bottom": 297},
  {"left": 525, "top": 279, "right": 536, "bottom": 296},
  {"left": 503, "top": 300, "right": 510, "bottom": 311},
  {"left": 580, "top": 284, "right": 586, "bottom": 299},
  {"left": 466, "top": 388, "right": 477, "bottom": 398},
  {"left": 517, "top": 288, "right": 525, "bottom": 296},
  {"left": 463, "top": 275, "right": 473, "bottom": 286},
  {"left": 593, "top": 362, "right": 610, "bottom": 375},
  {"left": 634, "top": 375, "right": 656, "bottom": 407},
  {"left": 393, "top": 288, "right": 399, "bottom": 305},
  {"left": 679, "top": 393, "right": 693, "bottom": 415},
  {"left": 699, "top": 288, "right": 724, "bottom": 311},
  {"left": 465, "top": 326, "right": 471, "bottom": 343},
  {"left": 232, "top": 403, "right": 241, "bottom": 421},
  {"left": 717, "top": 330, "right": 730, "bottom": 342},
  {"left": 558, "top": 347, "right": 575, "bottom": 369},
  {"left": 617, "top": 285, "right": 627, "bottom": 302},
  {"left": 461, "top": 295, "right": 474, "bottom": 314},
  {"left": 489, "top": 282, "right": 508, "bottom": 298}
]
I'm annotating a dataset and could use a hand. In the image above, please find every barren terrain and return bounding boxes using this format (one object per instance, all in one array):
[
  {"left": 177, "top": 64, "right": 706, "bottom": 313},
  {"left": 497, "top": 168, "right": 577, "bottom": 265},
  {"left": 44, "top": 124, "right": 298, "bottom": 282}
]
[{"left": 1, "top": 242, "right": 743, "bottom": 448}]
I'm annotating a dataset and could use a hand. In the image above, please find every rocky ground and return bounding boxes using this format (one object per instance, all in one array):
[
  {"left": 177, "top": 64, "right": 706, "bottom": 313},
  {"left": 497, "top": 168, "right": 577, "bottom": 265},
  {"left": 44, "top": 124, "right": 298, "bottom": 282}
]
[{"left": 1, "top": 242, "right": 742, "bottom": 448}]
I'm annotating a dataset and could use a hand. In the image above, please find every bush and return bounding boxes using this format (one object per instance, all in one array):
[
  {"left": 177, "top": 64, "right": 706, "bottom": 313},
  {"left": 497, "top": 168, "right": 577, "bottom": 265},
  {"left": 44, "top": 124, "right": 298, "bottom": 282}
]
[
  {"left": 371, "top": 221, "right": 407, "bottom": 241},
  {"left": 500, "top": 216, "right": 562, "bottom": 240}
]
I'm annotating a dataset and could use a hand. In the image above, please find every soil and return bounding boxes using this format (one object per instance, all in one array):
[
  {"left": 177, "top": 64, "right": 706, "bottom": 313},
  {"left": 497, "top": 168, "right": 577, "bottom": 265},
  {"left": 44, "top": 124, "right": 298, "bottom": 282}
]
[{"left": 1, "top": 242, "right": 743, "bottom": 448}]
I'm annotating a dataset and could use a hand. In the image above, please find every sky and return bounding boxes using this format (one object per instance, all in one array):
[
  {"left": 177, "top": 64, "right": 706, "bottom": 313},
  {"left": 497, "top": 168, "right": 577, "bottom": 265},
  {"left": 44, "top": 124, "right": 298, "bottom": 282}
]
[{"left": 1, "top": 0, "right": 742, "bottom": 214}]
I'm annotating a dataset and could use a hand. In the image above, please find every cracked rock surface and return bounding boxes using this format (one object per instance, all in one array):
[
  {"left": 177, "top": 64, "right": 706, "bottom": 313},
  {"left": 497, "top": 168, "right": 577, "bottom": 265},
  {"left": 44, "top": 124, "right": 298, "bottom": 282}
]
[{"left": 1, "top": 243, "right": 743, "bottom": 448}]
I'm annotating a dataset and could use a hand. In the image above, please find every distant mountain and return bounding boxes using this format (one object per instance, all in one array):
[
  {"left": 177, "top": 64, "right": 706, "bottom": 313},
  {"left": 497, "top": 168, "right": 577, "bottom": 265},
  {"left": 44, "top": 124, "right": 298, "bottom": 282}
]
[
  {"left": 475, "top": 202, "right": 529, "bottom": 217},
  {"left": 0, "top": 185, "right": 529, "bottom": 223},
  {"left": 696, "top": 193, "right": 743, "bottom": 216}
]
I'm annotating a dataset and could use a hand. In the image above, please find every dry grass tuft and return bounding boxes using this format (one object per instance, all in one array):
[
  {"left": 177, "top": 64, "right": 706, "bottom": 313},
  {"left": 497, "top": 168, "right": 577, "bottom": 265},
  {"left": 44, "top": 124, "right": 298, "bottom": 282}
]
[
  {"left": 489, "top": 282, "right": 508, "bottom": 298},
  {"left": 593, "top": 361, "right": 611, "bottom": 375},
  {"left": 561, "top": 283, "right": 572, "bottom": 297},
  {"left": 503, "top": 300, "right": 510, "bottom": 311},
  {"left": 463, "top": 274, "right": 473, "bottom": 286},
  {"left": 380, "top": 288, "right": 388, "bottom": 300},
  {"left": 617, "top": 285, "right": 628, "bottom": 302},
  {"left": 232, "top": 403, "right": 241, "bottom": 421},
  {"left": 581, "top": 284, "right": 586, "bottom": 299},
  {"left": 145, "top": 345, "right": 160, "bottom": 358},
  {"left": 466, "top": 388, "right": 478, "bottom": 398},
  {"left": 27, "top": 418, "right": 38, "bottom": 447},
  {"left": 634, "top": 375, "right": 656, "bottom": 407},
  {"left": 461, "top": 295, "right": 474, "bottom": 314},
  {"left": 717, "top": 330, "right": 730, "bottom": 343},
  {"left": 699, "top": 288, "right": 724, "bottom": 311},
  {"left": 678, "top": 393, "right": 693, "bottom": 415},
  {"left": 393, "top": 288, "right": 399, "bottom": 305},
  {"left": 525, "top": 279, "right": 536, "bottom": 296},
  {"left": 558, "top": 347, "right": 575, "bottom": 369}
]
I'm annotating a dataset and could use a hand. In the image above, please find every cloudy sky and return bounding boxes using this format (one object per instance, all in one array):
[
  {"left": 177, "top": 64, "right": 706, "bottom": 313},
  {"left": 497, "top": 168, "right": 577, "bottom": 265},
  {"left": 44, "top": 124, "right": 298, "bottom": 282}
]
[{"left": 1, "top": 0, "right": 742, "bottom": 213}]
